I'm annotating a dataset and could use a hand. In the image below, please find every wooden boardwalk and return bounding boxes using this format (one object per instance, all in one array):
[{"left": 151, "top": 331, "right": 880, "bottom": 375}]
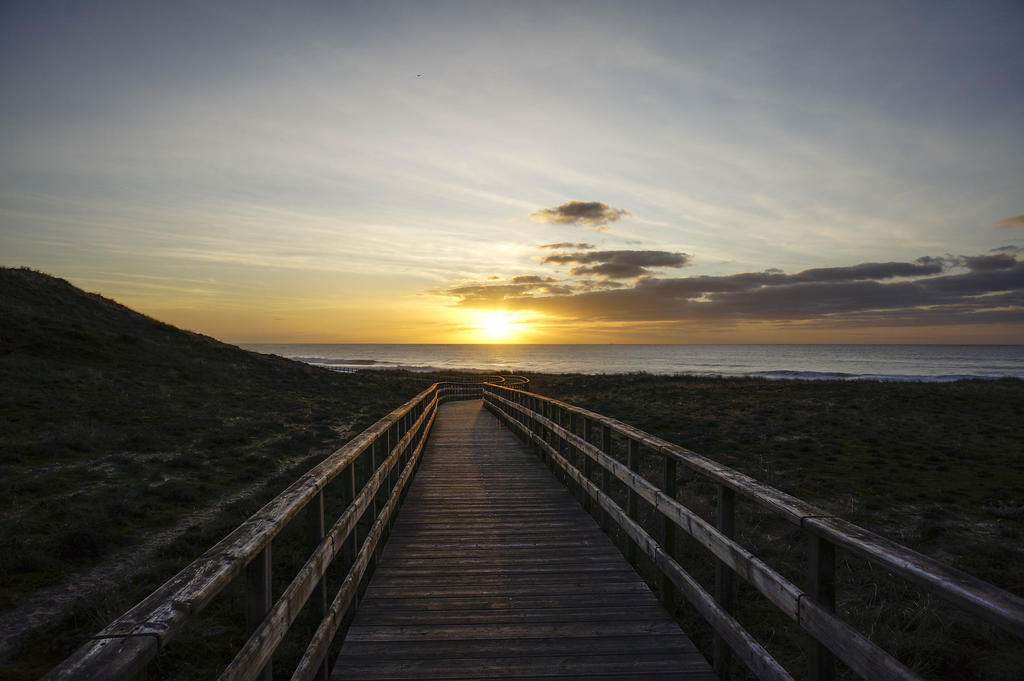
[{"left": 332, "top": 400, "right": 716, "bottom": 681}]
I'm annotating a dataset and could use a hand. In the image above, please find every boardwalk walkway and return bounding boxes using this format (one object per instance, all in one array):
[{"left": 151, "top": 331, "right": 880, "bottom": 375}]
[{"left": 332, "top": 399, "right": 716, "bottom": 681}]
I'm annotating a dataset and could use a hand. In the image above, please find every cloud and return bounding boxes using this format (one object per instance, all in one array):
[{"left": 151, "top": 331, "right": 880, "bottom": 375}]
[
  {"left": 438, "top": 253, "right": 1024, "bottom": 329},
  {"left": 961, "top": 253, "right": 1018, "bottom": 271},
  {"left": 528, "top": 201, "right": 630, "bottom": 229},
  {"left": 438, "top": 275, "right": 575, "bottom": 305},
  {"left": 791, "top": 258, "right": 949, "bottom": 282},
  {"left": 541, "top": 249, "right": 692, "bottom": 278},
  {"left": 538, "top": 242, "right": 595, "bottom": 250},
  {"left": 996, "top": 215, "right": 1024, "bottom": 229},
  {"left": 992, "top": 245, "right": 1022, "bottom": 253}
]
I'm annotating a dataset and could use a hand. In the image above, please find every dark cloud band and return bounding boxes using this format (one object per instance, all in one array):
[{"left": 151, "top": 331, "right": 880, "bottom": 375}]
[
  {"left": 440, "top": 254, "right": 1023, "bottom": 328},
  {"left": 542, "top": 249, "right": 692, "bottom": 278}
]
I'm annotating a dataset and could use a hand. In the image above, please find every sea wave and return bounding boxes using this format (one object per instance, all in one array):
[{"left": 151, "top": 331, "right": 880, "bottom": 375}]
[
  {"left": 292, "top": 357, "right": 395, "bottom": 366},
  {"left": 748, "top": 370, "right": 1011, "bottom": 382}
]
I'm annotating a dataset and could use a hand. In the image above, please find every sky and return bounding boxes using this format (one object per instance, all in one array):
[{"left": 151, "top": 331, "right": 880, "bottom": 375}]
[{"left": 1, "top": 0, "right": 1022, "bottom": 344}]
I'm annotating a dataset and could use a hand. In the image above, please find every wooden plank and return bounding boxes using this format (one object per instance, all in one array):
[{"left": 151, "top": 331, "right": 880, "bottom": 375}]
[
  {"left": 356, "top": 594, "right": 663, "bottom": 611},
  {"left": 332, "top": 400, "right": 715, "bottom": 681},
  {"left": 344, "top": 607, "right": 673, "bottom": 626},
  {"left": 333, "top": 653, "right": 710, "bottom": 680},
  {"left": 338, "top": 634, "right": 695, "bottom": 658}
]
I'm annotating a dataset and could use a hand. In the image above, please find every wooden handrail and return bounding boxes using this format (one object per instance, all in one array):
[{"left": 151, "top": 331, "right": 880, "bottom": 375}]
[
  {"left": 483, "top": 383, "right": 1024, "bottom": 681},
  {"left": 43, "top": 380, "right": 486, "bottom": 680}
]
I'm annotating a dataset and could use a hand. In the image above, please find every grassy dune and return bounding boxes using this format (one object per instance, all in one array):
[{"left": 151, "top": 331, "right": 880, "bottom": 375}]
[{"left": 0, "top": 268, "right": 428, "bottom": 678}]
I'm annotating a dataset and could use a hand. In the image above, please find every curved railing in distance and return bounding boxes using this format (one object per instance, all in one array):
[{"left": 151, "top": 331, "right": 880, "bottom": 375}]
[
  {"left": 45, "top": 381, "right": 485, "bottom": 681},
  {"left": 483, "top": 383, "right": 1024, "bottom": 681},
  {"left": 494, "top": 374, "right": 530, "bottom": 387}
]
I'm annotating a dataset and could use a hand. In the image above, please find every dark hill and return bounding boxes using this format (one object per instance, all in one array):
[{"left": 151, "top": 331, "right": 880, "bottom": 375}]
[{"left": 0, "top": 267, "right": 421, "bottom": 676}]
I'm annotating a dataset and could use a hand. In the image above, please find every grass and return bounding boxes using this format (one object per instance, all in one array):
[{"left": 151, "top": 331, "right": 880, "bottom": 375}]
[{"left": 520, "top": 372, "right": 1024, "bottom": 681}]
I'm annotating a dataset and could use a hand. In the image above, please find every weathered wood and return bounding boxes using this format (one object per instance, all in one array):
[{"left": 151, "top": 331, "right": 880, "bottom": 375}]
[
  {"left": 808, "top": 535, "right": 836, "bottom": 681},
  {"left": 40, "top": 636, "right": 157, "bottom": 681},
  {"left": 714, "top": 485, "right": 736, "bottom": 679},
  {"left": 245, "top": 546, "right": 272, "bottom": 681},
  {"left": 601, "top": 424, "right": 612, "bottom": 533},
  {"left": 487, "top": 386, "right": 937, "bottom": 681},
  {"left": 222, "top": 395, "right": 437, "bottom": 681},
  {"left": 627, "top": 437, "right": 640, "bottom": 565},
  {"left": 804, "top": 515, "right": 1024, "bottom": 639},
  {"left": 490, "top": 384, "right": 1024, "bottom": 643},
  {"left": 292, "top": 405, "right": 438, "bottom": 681},
  {"left": 583, "top": 418, "right": 594, "bottom": 515},
  {"left": 332, "top": 400, "right": 715, "bottom": 681},
  {"left": 501, "top": 410, "right": 793, "bottom": 681},
  {"left": 307, "top": 491, "right": 328, "bottom": 681},
  {"left": 489, "top": 390, "right": 803, "bottom": 619},
  {"left": 343, "top": 464, "right": 357, "bottom": 572},
  {"left": 661, "top": 456, "right": 678, "bottom": 611}
]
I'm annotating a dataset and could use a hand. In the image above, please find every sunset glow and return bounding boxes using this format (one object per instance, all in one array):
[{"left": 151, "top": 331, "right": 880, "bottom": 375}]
[
  {"left": 1, "top": 2, "right": 1021, "bottom": 343},
  {"left": 470, "top": 310, "right": 527, "bottom": 343}
]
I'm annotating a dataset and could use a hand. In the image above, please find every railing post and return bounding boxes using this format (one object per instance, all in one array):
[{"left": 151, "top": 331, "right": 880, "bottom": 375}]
[
  {"left": 583, "top": 418, "right": 594, "bottom": 515},
  {"left": 601, "top": 425, "right": 612, "bottom": 533},
  {"left": 565, "top": 409, "right": 579, "bottom": 499},
  {"left": 370, "top": 438, "right": 380, "bottom": 520},
  {"left": 661, "top": 456, "right": 677, "bottom": 611},
  {"left": 809, "top": 535, "right": 837, "bottom": 681},
  {"left": 246, "top": 545, "right": 273, "bottom": 681},
  {"left": 534, "top": 398, "right": 542, "bottom": 451},
  {"left": 714, "top": 485, "right": 736, "bottom": 679},
  {"left": 388, "top": 420, "right": 401, "bottom": 533},
  {"left": 627, "top": 438, "right": 640, "bottom": 565},
  {"left": 307, "top": 491, "right": 328, "bottom": 681},
  {"left": 372, "top": 432, "right": 386, "bottom": 566},
  {"left": 344, "top": 463, "right": 357, "bottom": 572},
  {"left": 543, "top": 402, "right": 553, "bottom": 470}
]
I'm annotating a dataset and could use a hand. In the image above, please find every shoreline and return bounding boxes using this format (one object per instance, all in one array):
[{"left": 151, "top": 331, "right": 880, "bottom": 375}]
[{"left": 241, "top": 343, "right": 1024, "bottom": 382}]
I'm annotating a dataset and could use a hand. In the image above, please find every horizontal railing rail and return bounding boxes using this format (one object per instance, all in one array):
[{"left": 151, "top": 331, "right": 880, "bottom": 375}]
[
  {"left": 483, "top": 382, "right": 1024, "bottom": 681},
  {"left": 45, "top": 381, "right": 486, "bottom": 681}
]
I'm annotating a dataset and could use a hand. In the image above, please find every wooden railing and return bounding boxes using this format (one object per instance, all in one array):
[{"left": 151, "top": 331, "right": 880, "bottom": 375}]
[
  {"left": 44, "top": 381, "right": 484, "bottom": 681},
  {"left": 483, "top": 383, "right": 1024, "bottom": 681}
]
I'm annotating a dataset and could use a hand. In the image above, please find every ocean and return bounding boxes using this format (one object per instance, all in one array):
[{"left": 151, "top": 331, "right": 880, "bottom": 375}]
[{"left": 238, "top": 344, "right": 1024, "bottom": 382}]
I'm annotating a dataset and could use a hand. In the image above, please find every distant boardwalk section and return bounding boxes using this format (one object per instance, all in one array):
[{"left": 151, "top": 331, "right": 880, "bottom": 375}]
[{"left": 332, "top": 400, "right": 715, "bottom": 680}]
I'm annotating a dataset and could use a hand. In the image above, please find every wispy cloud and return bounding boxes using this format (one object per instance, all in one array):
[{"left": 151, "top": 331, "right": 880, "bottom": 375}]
[
  {"left": 538, "top": 242, "right": 595, "bottom": 250},
  {"left": 996, "top": 215, "right": 1024, "bottom": 229},
  {"left": 528, "top": 201, "right": 630, "bottom": 230}
]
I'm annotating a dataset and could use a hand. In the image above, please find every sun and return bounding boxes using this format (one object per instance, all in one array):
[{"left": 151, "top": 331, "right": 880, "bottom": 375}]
[{"left": 473, "top": 310, "right": 522, "bottom": 342}]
